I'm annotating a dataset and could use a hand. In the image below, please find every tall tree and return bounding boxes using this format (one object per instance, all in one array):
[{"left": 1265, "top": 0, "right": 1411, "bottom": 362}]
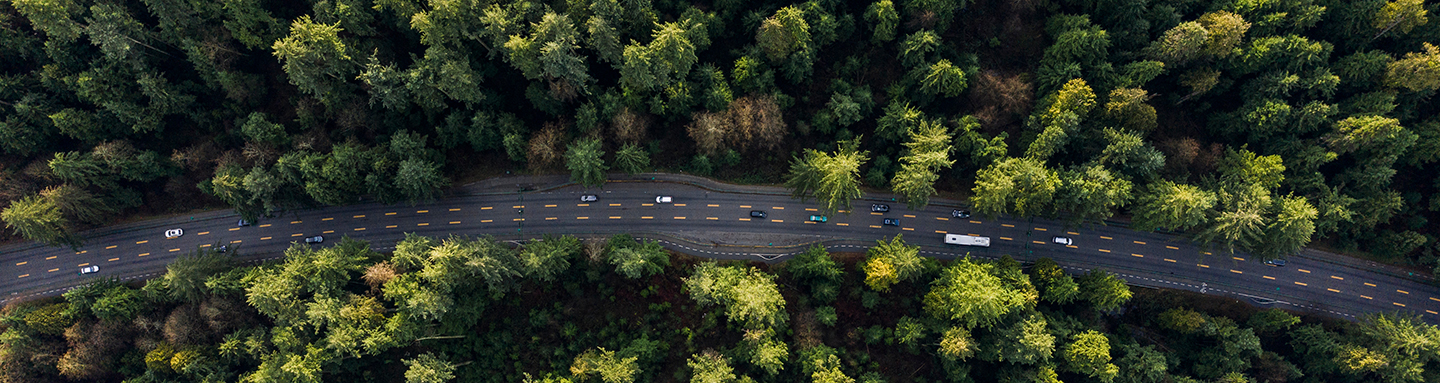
[
  {"left": 1065, "top": 331, "right": 1119, "bottom": 382},
  {"left": 971, "top": 157, "right": 1060, "bottom": 218},
  {"left": 756, "top": 6, "right": 810, "bottom": 62},
  {"left": 1129, "top": 180, "right": 1217, "bottom": 232},
  {"left": 1078, "top": 269, "right": 1132, "bottom": 311},
  {"left": 863, "top": 0, "right": 898, "bottom": 43},
  {"left": 403, "top": 353, "right": 458, "bottom": 383},
  {"left": 272, "top": 16, "right": 353, "bottom": 105},
  {"left": 1056, "top": 164, "right": 1133, "bottom": 224},
  {"left": 613, "top": 143, "right": 651, "bottom": 174},
  {"left": 2, "top": 194, "right": 74, "bottom": 246},
  {"left": 924, "top": 258, "right": 1034, "bottom": 329},
  {"left": 862, "top": 234, "right": 924, "bottom": 292},
  {"left": 785, "top": 138, "right": 870, "bottom": 215},
  {"left": 566, "top": 138, "right": 608, "bottom": 187},
  {"left": 891, "top": 119, "right": 954, "bottom": 209}
]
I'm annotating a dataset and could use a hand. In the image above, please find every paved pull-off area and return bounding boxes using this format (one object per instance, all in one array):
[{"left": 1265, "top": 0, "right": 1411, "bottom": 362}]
[{"left": 1, "top": 174, "right": 1435, "bottom": 323}]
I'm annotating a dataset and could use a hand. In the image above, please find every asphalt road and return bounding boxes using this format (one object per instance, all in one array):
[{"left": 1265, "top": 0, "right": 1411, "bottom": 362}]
[{"left": 2, "top": 179, "right": 1435, "bottom": 323}]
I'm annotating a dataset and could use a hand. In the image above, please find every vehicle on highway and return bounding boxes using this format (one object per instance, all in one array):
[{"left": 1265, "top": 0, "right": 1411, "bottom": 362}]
[
  {"left": 944, "top": 234, "right": 991, "bottom": 247},
  {"left": 78, "top": 265, "right": 99, "bottom": 275},
  {"left": 808, "top": 215, "right": 828, "bottom": 223},
  {"left": 655, "top": 196, "right": 673, "bottom": 203},
  {"left": 882, "top": 218, "right": 900, "bottom": 226},
  {"left": 580, "top": 194, "right": 598, "bottom": 202},
  {"left": 237, "top": 219, "right": 251, "bottom": 227},
  {"left": 952, "top": 210, "right": 970, "bottom": 219},
  {"left": 217, "top": 245, "right": 229, "bottom": 253},
  {"left": 305, "top": 236, "right": 324, "bottom": 244},
  {"left": 1052, "top": 236, "right": 1073, "bottom": 245},
  {"left": 1265, "top": 259, "right": 1287, "bottom": 266},
  {"left": 165, "top": 228, "right": 183, "bottom": 238},
  {"left": 871, "top": 204, "right": 890, "bottom": 213},
  {"left": 750, "top": 211, "right": 767, "bottom": 218}
]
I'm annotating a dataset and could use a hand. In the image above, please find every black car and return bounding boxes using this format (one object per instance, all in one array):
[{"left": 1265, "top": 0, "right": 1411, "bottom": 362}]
[
  {"left": 1264, "top": 259, "right": 1287, "bottom": 266},
  {"left": 952, "top": 209, "right": 970, "bottom": 219},
  {"left": 882, "top": 218, "right": 900, "bottom": 226},
  {"left": 871, "top": 204, "right": 890, "bottom": 213},
  {"left": 750, "top": 210, "right": 767, "bottom": 218}
]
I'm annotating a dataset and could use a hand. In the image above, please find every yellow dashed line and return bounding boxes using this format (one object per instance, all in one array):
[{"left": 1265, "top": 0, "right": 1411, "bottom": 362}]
[
  {"left": 740, "top": 205, "right": 752, "bottom": 208},
  {"left": 261, "top": 237, "right": 272, "bottom": 240},
  {"left": 138, "top": 252, "right": 150, "bottom": 256},
  {"left": 968, "top": 233, "right": 981, "bottom": 237},
  {"left": 674, "top": 217, "right": 686, "bottom": 220},
  {"left": 579, "top": 217, "right": 590, "bottom": 220},
  {"left": 1394, "top": 302, "right": 1406, "bottom": 307},
  {"left": 229, "top": 228, "right": 240, "bottom": 231},
  {"left": 1203, "top": 251, "right": 1213, "bottom": 255},
  {"left": 1327, "top": 288, "right": 1340, "bottom": 293},
  {"left": 1101, "top": 236, "right": 1113, "bottom": 240},
  {"left": 45, "top": 256, "right": 56, "bottom": 260},
  {"left": 1232, "top": 257, "right": 1246, "bottom": 261},
  {"left": 322, "top": 218, "right": 334, "bottom": 221},
  {"left": 197, "top": 232, "right": 209, "bottom": 235},
  {"left": 871, "top": 212, "right": 883, "bottom": 216},
  {"left": 1398, "top": 290, "right": 1409, "bottom": 294},
  {"left": 418, "top": 210, "right": 430, "bottom": 213},
  {"left": 545, "top": 204, "right": 557, "bottom": 208},
  {"left": 706, "top": 217, "right": 717, "bottom": 220},
  {"left": 1166, "top": 246, "right": 1179, "bottom": 250},
  {"left": 512, "top": 206, "right": 524, "bottom": 209},
  {"left": 1067, "top": 231, "right": 1080, "bottom": 235},
  {"left": 641, "top": 216, "right": 653, "bottom": 220},
  {"left": 387, "top": 212, "right": 399, "bottom": 215},
  {"left": 610, "top": 203, "right": 622, "bottom": 207},
  {"left": 136, "top": 240, "right": 148, "bottom": 244},
  {"left": 610, "top": 216, "right": 622, "bottom": 220},
  {"left": 17, "top": 274, "right": 28, "bottom": 278},
  {"left": 870, "top": 225, "right": 882, "bottom": 229},
  {"left": 1032, "top": 240, "right": 1045, "bottom": 244},
  {"left": 806, "top": 208, "right": 818, "bottom": 212},
  {"left": 1295, "top": 282, "right": 1307, "bottom": 286},
  {"left": 292, "top": 233, "right": 304, "bottom": 237},
  {"left": 418, "top": 223, "right": 430, "bottom": 226},
  {"left": 1099, "top": 249, "right": 1111, "bottom": 253},
  {"left": 1362, "top": 295, "right": 1373, "bottom": 300},
  {"left": 1066, "top": 245, "right": 1078, "bottom": 248},
  {"left": 1298, "top": 269, "right": 1311, "bottom": 273},
  {"left": 642, "top": 203, "right": 654, "bottom": 207},
  {"left": 1132, "top": 253, "right": 1145, "bottom": 258},
  {"left": 1034, "top": 227, "right": 1047, "bottom": 231},
  {"left": 936, "top": 217, "right": 949, "bottom": 221},
  {"left": 14, "top": 262, "right": 25, "bottom": 266},
  {"left": 904, "top": 214, "right": 916, "bottom": 218},
  {"left": 772, "top": 206, "right": 783, "bottom": 210},
  {"left": 200, "top": 244, "right": 211, "bottom": 247},
  {"left": 1331, "top": 276, "right": 1344, "bottom": 280},
  {"left": 513, "top": 218, "right": 525, "bottom": 222},
  {"left": 1431, "top": 297, "right": 1440, "bottom": 302},
  {"left": 322, "top": 230, "right": 334, "bottom": 234},
  {"left": 771, "top": 219, "right": 784, "bottom": 223},
  {"left": 1263, "top": 276, "right": 1275, "bottom": 280},
  {"left": 229, "top": 240, "right": 241, "bottom": 244},
  {"left": 577, "top": 204, "right": 589, "bottom": 207},
  {"left": 1164, "top": 258, "right": 1176, "bottom": 263},
  {"left": 259, "top": 224, "right": 272, "bottom": 228},
  {"left": 738, "top": 218, "right": 751, "bottom": 221},
  {"left": 356, "top": 227, "right": 368, "bottom": 231},
  {"left": 1002, "top": 224, "right": 1015, "bottom": 227},
  {"left": 386, "top": 225, "right": 397, "bottom": 229},
  {"left": 1230, "top": 269, "right": 1243, "bottom": 274},
  {"left": 542, "top": 217, "right": 555, "bottom": 221},
  {"left": 804, "top": 221, "right": 815, "bottom": 224},
  {"left": 106, "top": 245, "right": 117, "bottom": 249},
  {"left": 354, "top": 214, "right": 366, "bottom": 218},
  {"left": 1133, "top": 240, "right": 1146, "bottom": 245},
  {"left": 48, "top": 268, "right": 57, "bottom": 272},
  {"left": 836, "top": 223, "right": 849, "bottom": 226},
  {"left": 903, "top": 227, "right": 914, "bottom": 231},
  {"left": 169, "top": 248, "right": 180, "bottom": 252},
  {"left": 108, "top": 258, "right": 118, "bottom": 262},
  {"left": 480, "top": 207, "right": 492, "bottom": 210},
  {"left": 999, "top": 237, "right": 1013, "bottom": 241},
  {"left": 291, "top": 221, "right": 302, "bottom": 224},
  {"left": 1364, "top": 282, "right": 1377, "bottom": 287},
  {"left": 708, "top": 204, "right": 720, "bottom": 207},
  {"left": 1198, "top": 264, "right": 1210, "bottom": 268},
  {"left": 936, "top": 230, "right": 948, "bottom": 234},
  {"left": 970, "top": 220, "right": 982, "bottom": 224},
  {"left": 674, "top": 203, "right": 687, "bottom": 207},
  {"left": 448, "top": 208, "right": 461, "bottom": 212},
  {"left": 75, "top": 250, "right": 86, "bottom": 254},
  {"left": 1428, "top": 310, "right": 1438, "bottom": 315},
  {"left": 78, "top": 263, "right": 89, "bottom": 266}
]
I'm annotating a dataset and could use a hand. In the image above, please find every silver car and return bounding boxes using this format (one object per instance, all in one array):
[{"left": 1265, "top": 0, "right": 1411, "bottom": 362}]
[{"left": 305, "top": 236, "right": 324, "bottom": 244}]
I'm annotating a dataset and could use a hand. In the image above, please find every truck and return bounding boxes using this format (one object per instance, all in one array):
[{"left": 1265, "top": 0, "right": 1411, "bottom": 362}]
[{"left": 944, "top": 234, "right": 991, "bottom": 247}]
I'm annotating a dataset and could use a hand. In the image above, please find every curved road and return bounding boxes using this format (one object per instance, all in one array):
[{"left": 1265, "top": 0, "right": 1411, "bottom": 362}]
[{"left": 1, "top": 176, "right": 1435, "bottom": 322}]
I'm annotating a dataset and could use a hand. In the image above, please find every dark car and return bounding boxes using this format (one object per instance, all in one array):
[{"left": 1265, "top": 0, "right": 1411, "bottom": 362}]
[
  {"left": 305, "top": 236, "right": 324, "bottom": 244},
  {"left": 750, "top": 211, "right": 767, "bottom": 219},
  {"left": 871, "top": 204, "right": 890, "bottom": 213},
  {"left": 237, "top": 219, "right": 251, "bottom": 227},
  {"left": 952, "top": 210, "right": 970, "bottom": 219},
  {"left": 1264, "top": 259, "right": 1287, "bottom": 266},
  {"left": 882, "top": 218, "right": 900, "bottom": 226},
  {"left": 217, "top": 245, "right": 229, "bottom": 253}
]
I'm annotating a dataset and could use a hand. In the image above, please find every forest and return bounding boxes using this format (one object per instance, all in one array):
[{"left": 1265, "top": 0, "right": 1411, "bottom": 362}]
[
  {"left": 2, "top": 0, "right": 1440, "bottom": 274},
  {"left": 2, "top": 233, "right": 1438, "bottom": 383}
]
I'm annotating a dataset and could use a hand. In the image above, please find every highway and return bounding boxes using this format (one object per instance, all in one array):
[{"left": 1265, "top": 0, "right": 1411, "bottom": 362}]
[{"left": 1, "top": 177, "right": 1435, "bottom": 322}]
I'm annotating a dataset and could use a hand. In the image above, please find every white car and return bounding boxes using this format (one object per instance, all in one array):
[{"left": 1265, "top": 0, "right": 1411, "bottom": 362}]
[
  {"left": 165, "top": 228, "right": 184, "bottom": 238},
  {"left": 1052, "top": 236, "right": 1073, "bottom": 246},
  {"left": 655, "top": 196, "right": 673, "bottom": 203},
  {"left": 78, "top": 265, "right": 99, "bottom": 275},
  {"left": 580, "top": 194, "right": 598, "bottom": 202}
]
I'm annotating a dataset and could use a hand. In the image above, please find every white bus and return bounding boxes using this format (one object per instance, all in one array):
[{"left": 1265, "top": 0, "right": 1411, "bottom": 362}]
[{"left": 944, "top": 234, "right": 991, "bottom": 247}]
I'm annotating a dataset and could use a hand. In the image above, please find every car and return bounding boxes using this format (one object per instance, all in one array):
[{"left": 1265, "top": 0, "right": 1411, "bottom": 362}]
[
  {"left": 78, "top": 265, "right": 99, "bottom": 275},
  {"left": 871, "top": 204, "right": 890, "bottom": 213},
  {"left": 750, "top": 211, "right": 767, "bottom": 219},
  {"left": 217, "top": 245, "right": 229, "bottom": 253},
  {"left": 580, "top": 194, "right": 598, "bottom": 202},
  {"left": 952, "top": 209, "right": 970, "bottom": 219},
  {"left": 883, "top": 218, "right": 900, "bottom": 226},
  {"left": 808, "top": 215, "right": 828, "bottom": 223},
  {"left": 237, "top": 219, "right": 251, "bottom": 227},
  {"left": 1264, "top": 259, "right": 1287, "bottom": 266},
  {"left": 655, "top": 196, "right": 673, "bottom": 203},
  {"left": 304, "top": 236, "right": 324, "bottom": 244},
  {"left": 165, "top": 228, "right": 183, "bottom": 238},
  {"left": 1052, "top": 236, "right": 1073, "bottom": 245}
]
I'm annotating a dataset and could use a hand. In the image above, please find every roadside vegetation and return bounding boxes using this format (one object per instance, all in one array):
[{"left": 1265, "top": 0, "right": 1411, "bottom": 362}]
[{"left": 3, "top": 234, "right": 1439, "bottom": 383}]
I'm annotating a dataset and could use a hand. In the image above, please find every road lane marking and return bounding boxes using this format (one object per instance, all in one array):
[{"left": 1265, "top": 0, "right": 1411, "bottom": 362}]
[
  {"left": 674, "top": 217, "right": 685, "bottom": 220},
  {"left": 1164, "top": 258, "right": 1176, "bottom": 262},
  {"left": 1000, "top": 237, "right": 1013, "bottom": 241},
  {"left": 322, "top": 230, "right": 334, "bottom": 234},
  {"left": 1203, "top": 252, "right": 1213, "bottom": 255},
  {"left": 138, "top": 252, "right": 150, "bottom": 256},
  {"left": 200, "top": 244, "right": 210, "bottom": 247},
  {"left": 1398, "top": 290, "right": 1409, "bottom": 294},
  {"left": 1395, "top": 302, "right": 1407, "bottom": 307},
  {"left": 480, "top": 220, "right": 492, "bottom": 223},
  {"left": 291, "top": 221, "right": 302, "bottom": 224},
  {"left": 642, "top": 203, "right": 654, "bottom": 207},
  {"left": 14, "top": 262, "right": 25, "bottom": 266},
  {"left": 1431, "top": 297, "right": 1440, "bottom": 302},
  {"left": 804, "top": 221, "right": 815, "bottom": 224},
  {"left": 1100, "top": 236, "right": 1113, "bottom": 240},
  {"left": 1331, "top": 276, "right": 1343, "bottom": 280},
  {"left": 1067, "top": 245, "right": 1078, "bottom": 248},
  {"left": 78, "top": 263, "right": 89, "bottom": 266},
  {"left": 708, "top": 204, "right": 720, "bottom": 207},
  {"left": 259, "top": 224, "right": 272, "bottom": 228},
  {"left": 1067, "top": 231, "right": 1080, "bottom": 235},
  {"left": 870, "top": 225, "right": 882, "bottom": 228},
  {"left": 75, "top": 250, "right": 85, "bottom": 254},
  {"left": 1099, "top": 249, "right": 1111, "bottom": 253},
  {"left": 641, "top": 216, "right": 653, "bottom": 220},
  {"left": 356, "top": 227, "right": 368, "bottom": 231},
  {"left": 417, "top": 223, "right": 430, "bottom": 226},
  {"left": 261, "top": 237, "right": 272, "bottom": 240},
  {"left": 1230, "top": 269, "right": 1242, "bottom": 274},
  {"left": 1032, "top": 227, "right": 1046, "bottom": 232},
  {"left": 136, "top": 240, "right": 148, "bottom": 244},
  {"left": 545, "top": 204, "right": 557, "bottom": 208},
  {"left": 1002, "top": 224, "right": 1015, "bottom": 227},
  {"left": 1327, "top": 288, "right": 1340, "bottom": 293},
  {"left": 579, "top": 217, "right": 590, "bottom": 220},
  {"left": 545, "top": 217, "right": 557, "bottom": 221},
  {"left": 479, "top": 208, "right": 491, "bottom": 211},
  {"left": 1032, "top": 240, "right": 1045, "bottom": 244},
  {"left": 386, "top": 225, "right": 397, "bottom": 229},
  {"left": 448, "top": 208, "right": 461, "bottom": 212},
  {"left": 771, "top": 206, "right": 783, "bottom": 210},
  {"left": 1364, "top": 283, "right": 1377, "bottom": 287},
  {"left": 1429, "top": 310, "right": 1438, "bottom": 315},
  {"left": 771, "top": 219, "right": 784, "bottom": 223},
  {"left": 512, "top": 206, "right": 523, "bottom": 209},
  {"left": 706, "top": 217, "right": 717, "bottom": 220},
  {"left": 322, "top": 217, "right": 334, "bottom": 221},
  {"left": 1295, "top": 282, "right": 1307, "bottom": 286},
  {"left": 108, "top": 258, "right": 119, "bottom": 262},
  {"left": 17, "top": 274, "right": 27, "bottom": 278},
  {"left": 610, "top": 203, "right": 622, "bottom": 207},
  {"left": 45, "top": 256, "right": 56, "bottom": 260},
  {"left": 197, "top": 232, "right": 209, "bottom": 235},
  {"left": 806, "top": 208, "right": 818, "bottom": 212},
  {"left": 740, "top": 205, "right": 751, "bottom": 208},
  {"left": 387, "top": 212, "right": 399, "bottom": 215},
  {"left": 353, "top": 214, "right": 366, "bottom": 218},
  {"left": 419, "top": 210, "right": 431, "bottom": 213},
  {"left": 970, "top": 220, "right": 982, "bottom": 224},
  {"left": 1166, "top": 246, "right": 1179, "bottom": 250},
  {"left": 1133, "top": 240, "right": 1146, "bottom": 245},
  {"left": 936, "top": 230, "right": 947, "bottom": 234},
  {"left": 936, "top": 217, "right": 949, "bottom": 221},
  {"left": 904, "top": 214, "right": 916, "bottom": 218},
  {"left": 1298, "top": 269, "right": 1311, "bottom": 273},
  {"left": 1362, "top": 295, "right": 1373, "bottom": 300},
  {"left": 610, "top": 216, "right": 622, "bottom": 220},
  {"left": 674, "top": 204, "right": 687, "bottom": 207},
  {"left": 577, "top": 204, "right": 589, "bottom": 207},
  {"left": 836, "top": 223, "right": 849, "bottom": 226},
  {"left": 1263, "top": 276, "right": 1275, "bottom": 280},
  {"left": 1230, "top": 257, "right": 1245, "bottom": 262},
  {"left": 48, "top": 268, "right": 57, "bottom": 272},
  {"left": 513, "top": 218, "right": 525, "bottom": 222},
  {"left": 106, "top": 245, "right": 117, "bottom": 249},
  {"left": 292, "top": 233, "right": 304, "bottom": 237},
  {"left": 1131, "top": 253, "right": 1144, "bottom": 258},
  {"left": 871, "top": 212, "right": 883, "bottom": 215},
  {"left": 169, "top": 248, "right": 180, "bottom": 252},
  {"left": 1198, "top": 264, "right": 1210, "bottom": 268},
  {"left": 903, "top": 227, "right": 914, "bottom": 231},
  {"left": 229, "top": 228, "right": 240, "bottom": 231}
]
